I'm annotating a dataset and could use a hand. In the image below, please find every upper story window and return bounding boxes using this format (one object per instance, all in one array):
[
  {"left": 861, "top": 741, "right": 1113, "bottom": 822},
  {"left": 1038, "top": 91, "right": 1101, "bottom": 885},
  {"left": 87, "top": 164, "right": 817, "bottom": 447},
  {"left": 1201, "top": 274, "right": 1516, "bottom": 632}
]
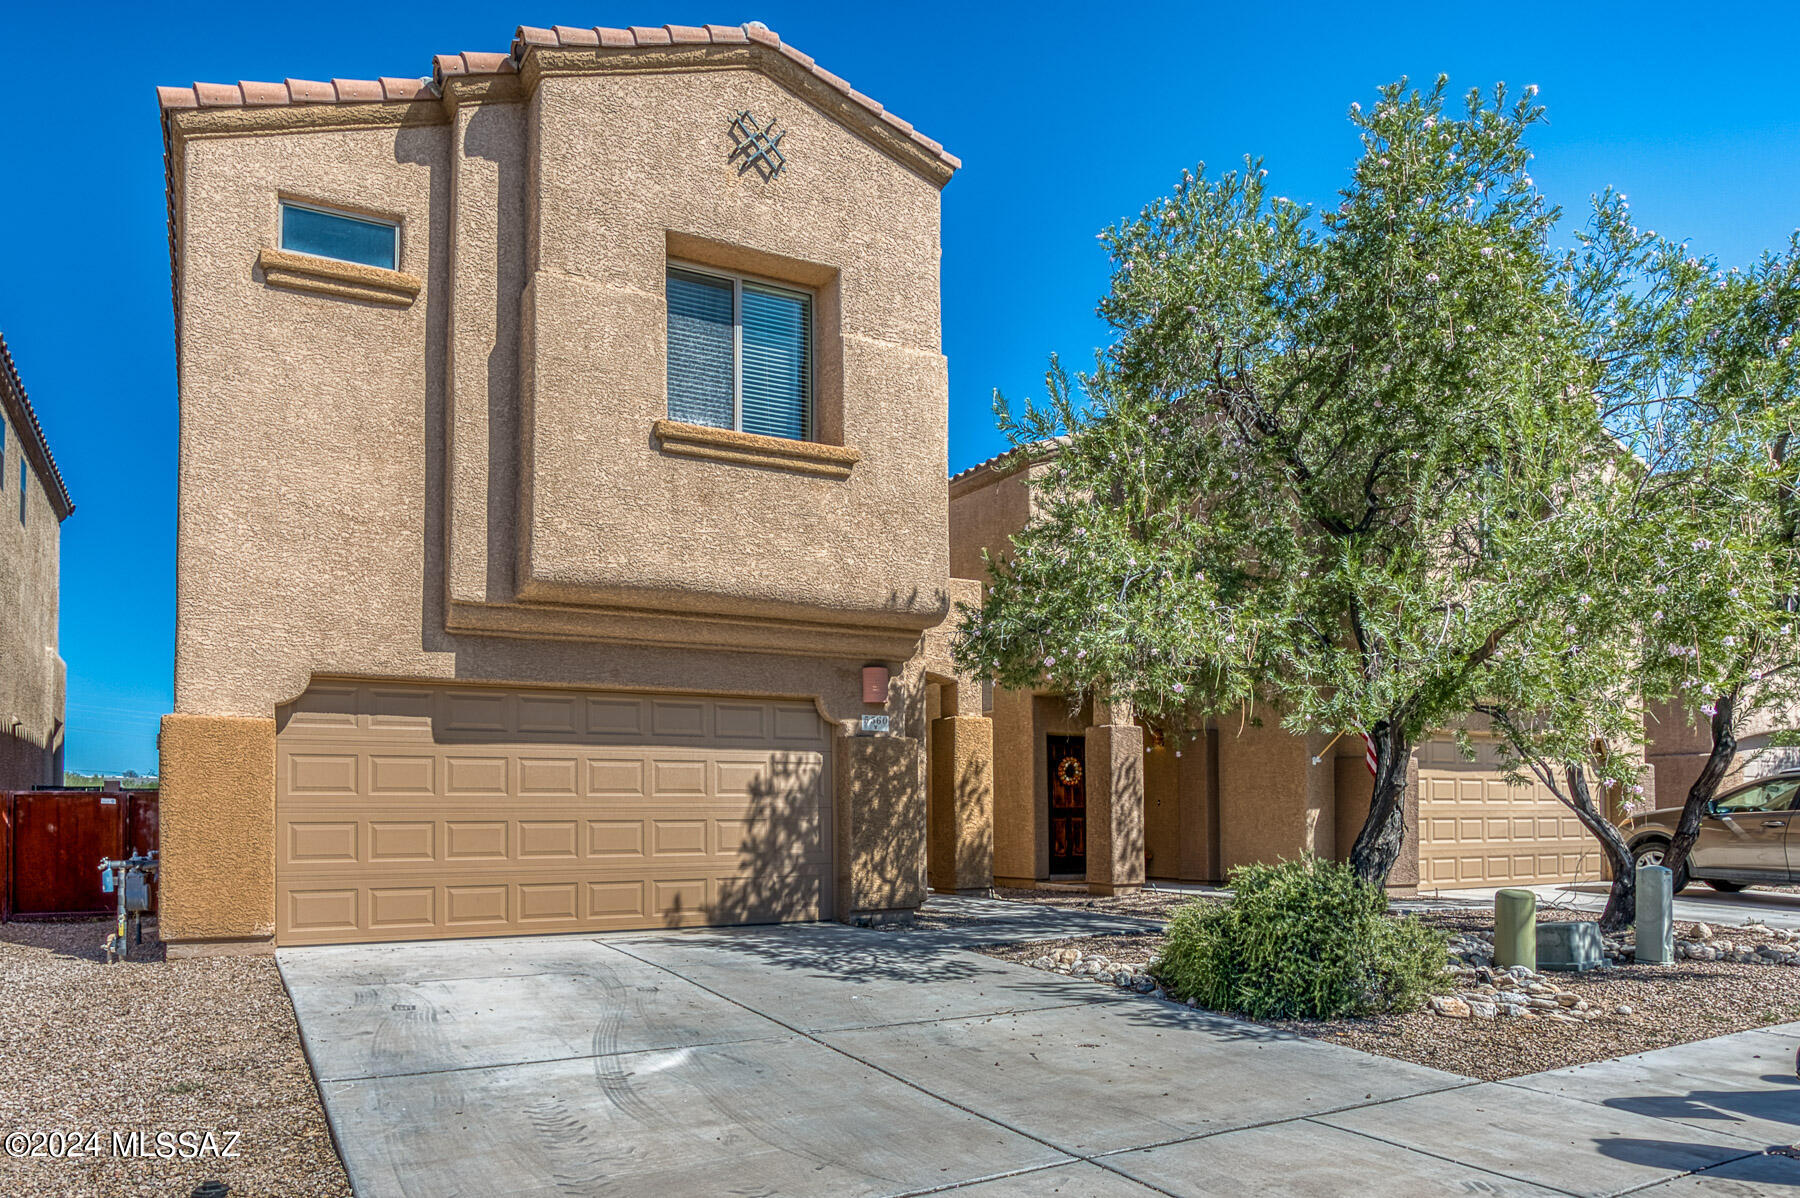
[
  {"left": 280, "top": 201, "right": 399, "bottom": 270},
  {"left": 667, "top": 266, "right": 812, "bottom": 441}
]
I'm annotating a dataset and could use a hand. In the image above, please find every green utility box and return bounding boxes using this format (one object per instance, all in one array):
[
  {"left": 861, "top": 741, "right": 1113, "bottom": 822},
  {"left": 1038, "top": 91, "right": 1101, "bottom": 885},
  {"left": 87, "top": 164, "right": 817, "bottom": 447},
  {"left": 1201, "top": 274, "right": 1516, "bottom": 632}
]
[{"left": 1494, "top": 888, "right": 1536, "bottom": 971}]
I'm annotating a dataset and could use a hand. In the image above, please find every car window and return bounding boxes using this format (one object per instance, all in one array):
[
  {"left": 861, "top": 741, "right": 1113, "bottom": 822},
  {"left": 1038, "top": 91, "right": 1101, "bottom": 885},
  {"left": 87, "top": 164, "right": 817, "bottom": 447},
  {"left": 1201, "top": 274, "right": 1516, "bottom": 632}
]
[
  {"left": 1717, "top": 779, "right": 1800, "bottom": 813},
  {"left": 1764, "top": 779, "right": 1800, "bottom": 812}
]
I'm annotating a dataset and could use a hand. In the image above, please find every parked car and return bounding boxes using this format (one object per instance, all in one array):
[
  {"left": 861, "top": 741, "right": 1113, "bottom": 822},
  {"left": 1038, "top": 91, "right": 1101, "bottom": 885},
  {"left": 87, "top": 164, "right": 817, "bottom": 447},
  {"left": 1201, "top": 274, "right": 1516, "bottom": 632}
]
[{"left": 1623, "top": 771, "right": 1800, "bottom": 893}]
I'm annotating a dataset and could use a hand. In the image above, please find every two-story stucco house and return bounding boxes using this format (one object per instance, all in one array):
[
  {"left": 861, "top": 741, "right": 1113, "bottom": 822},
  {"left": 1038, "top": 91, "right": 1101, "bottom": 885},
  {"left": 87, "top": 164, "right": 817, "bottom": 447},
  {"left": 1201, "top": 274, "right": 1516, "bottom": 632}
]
[
  {"left": 156, "top": 23, "right": 994, "bottom": 953},
  {"left": 0, "top": 336, "right": 72, "bottom": 790}
]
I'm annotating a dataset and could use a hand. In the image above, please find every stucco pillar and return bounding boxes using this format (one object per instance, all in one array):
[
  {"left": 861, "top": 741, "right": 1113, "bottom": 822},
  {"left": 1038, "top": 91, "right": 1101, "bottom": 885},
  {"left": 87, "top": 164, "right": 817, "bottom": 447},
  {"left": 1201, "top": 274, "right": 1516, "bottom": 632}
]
[
  {"left": 836, "top": 732, "right": 926, "bottom": 922},
  {"left": 928, "top": 714, "right": 994, "bottom": 893},
  {"left": 1085, "top": 699, "right": 1144, "bottom": 895},
  {"left": 988, "top": 687, "right": 1039, "bottom": 887},
  {"left": 158, "top": 714, "right": 277, "bottom": 954}
]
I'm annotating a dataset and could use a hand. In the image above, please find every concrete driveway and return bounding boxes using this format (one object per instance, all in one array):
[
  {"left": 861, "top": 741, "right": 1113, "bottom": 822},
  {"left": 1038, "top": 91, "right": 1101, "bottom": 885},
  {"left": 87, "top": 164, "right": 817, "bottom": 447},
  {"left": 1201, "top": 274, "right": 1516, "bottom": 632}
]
[{"left": 279, "top": 897, "right": 1800, "bottom": 1197}]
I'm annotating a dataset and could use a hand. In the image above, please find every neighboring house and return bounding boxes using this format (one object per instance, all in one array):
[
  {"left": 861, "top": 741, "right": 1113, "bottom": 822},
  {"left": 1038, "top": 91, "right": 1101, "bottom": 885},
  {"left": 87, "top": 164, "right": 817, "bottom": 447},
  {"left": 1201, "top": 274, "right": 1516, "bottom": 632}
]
[
  {"left": 0, "top": 336, "right": 73, "bottom": 790},
  {"left": 948, "top": 450, "right": 1609, "bottom": 895},
  {"left": 155, "top": 23, "right": 993, "bottom": 952},
  {"left": 1646, "top": 699, "right": 1800, "bottom": 811}
]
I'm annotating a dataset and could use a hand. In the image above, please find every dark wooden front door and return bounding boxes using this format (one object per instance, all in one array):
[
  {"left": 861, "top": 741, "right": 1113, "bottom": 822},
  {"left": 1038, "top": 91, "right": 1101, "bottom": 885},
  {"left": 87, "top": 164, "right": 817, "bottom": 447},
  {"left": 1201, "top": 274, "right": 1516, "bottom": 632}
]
[{"left": 1048, "top": 734, "right": 1086, "bottom": 875}]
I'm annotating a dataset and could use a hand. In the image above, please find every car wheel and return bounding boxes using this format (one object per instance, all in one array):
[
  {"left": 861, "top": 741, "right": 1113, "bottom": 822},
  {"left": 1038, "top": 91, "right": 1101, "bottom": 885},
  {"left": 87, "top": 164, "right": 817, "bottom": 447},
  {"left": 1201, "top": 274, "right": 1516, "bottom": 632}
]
[
  {"left": 1707, "top": 879, "right": 1748, "bottom": 893},
  {"left": 1633, "top": 839, "right": 1690, "bottom": 893}
]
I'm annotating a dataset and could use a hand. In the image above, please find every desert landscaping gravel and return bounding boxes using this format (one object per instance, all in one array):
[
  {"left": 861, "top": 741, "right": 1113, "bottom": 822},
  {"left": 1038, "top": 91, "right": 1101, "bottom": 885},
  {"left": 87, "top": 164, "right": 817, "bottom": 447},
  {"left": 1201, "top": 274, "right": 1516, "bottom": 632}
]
[
  {"left": 979, "top": 895, "right": 1800, "bottom": 1080},
  {"left": 0, "top": 919, "right": 350, "bottom": 1198}
]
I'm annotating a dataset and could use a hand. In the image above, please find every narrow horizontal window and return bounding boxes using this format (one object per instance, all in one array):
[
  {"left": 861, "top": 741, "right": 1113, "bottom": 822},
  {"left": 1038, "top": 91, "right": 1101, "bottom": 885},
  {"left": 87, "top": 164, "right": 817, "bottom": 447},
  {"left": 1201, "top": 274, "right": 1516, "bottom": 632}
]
[
  {"left": 280, "top": 202, "right": 398, "bottom": 270},
  {"left": 666, "top": 266, "right": 812, "bottom": 441}
]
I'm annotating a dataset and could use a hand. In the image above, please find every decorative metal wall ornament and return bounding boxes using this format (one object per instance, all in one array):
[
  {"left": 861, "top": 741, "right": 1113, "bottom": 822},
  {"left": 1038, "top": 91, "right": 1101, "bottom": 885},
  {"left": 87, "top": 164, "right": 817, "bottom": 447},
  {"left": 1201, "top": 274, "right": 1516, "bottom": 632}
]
[{"left": 728, "top": 110, "right": 787, "bottom": 180}]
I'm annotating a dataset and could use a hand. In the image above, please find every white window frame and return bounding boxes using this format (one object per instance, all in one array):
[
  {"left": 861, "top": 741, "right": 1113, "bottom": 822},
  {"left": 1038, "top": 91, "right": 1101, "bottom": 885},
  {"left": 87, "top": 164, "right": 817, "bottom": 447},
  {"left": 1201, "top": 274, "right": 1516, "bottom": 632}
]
[
  {"left": 667, "top": 262, "right": 815, "bottom": 440},
  {"left": 279, "top": 199, "right": 402, "bottom": 270}
]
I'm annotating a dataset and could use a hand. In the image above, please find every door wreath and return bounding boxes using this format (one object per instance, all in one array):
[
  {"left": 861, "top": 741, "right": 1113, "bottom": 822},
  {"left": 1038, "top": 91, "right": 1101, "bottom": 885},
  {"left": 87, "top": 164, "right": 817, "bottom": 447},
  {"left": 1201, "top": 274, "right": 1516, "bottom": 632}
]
[{"left": 1056, "top": 755, "right": 1083, "bottom": 786}]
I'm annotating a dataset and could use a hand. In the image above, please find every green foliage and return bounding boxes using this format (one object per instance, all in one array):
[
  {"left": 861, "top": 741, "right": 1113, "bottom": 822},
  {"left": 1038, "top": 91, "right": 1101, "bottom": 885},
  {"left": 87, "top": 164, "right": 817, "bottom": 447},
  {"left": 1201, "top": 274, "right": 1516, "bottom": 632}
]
[
  {"left": 954, "top": 80, "right": 1632, "bottom": 748},
  {"left": 1152, "top": 857, "right": 1448, "bottom": 1020}
]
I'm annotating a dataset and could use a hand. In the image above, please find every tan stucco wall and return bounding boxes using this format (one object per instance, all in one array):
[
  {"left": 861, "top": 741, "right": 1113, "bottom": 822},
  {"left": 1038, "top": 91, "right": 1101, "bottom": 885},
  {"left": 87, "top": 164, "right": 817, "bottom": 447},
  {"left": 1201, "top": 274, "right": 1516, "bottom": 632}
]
[
  {"left": 839, "top": 732, "right": 926, "bottom": 916},
  {"left": 948, "top": 462, "right": 1035, "bottom": 583},
  {"left": 171, "top": 64, "right": 952, "bottom": 721},
  {"left": 1215, "top": 719, "right": 1336, "bottom": 873},
  {"left": 164, "top": 57, "right": 954, "bottom": 941},
  {"left": 1644, "top": 697, "right": 1800, "bottom": 810},
  {"left": 158, "top": 714, "right": 276, "bottom": 947},
  {"left": 0, "top": 423, "right": 64, "bottom": 789},
  {"left": 1144, "top": 727, "right": 1219, "bottom": 881},
  {"left": 510, "top": 71, "right": 948, "bottom": 637}
]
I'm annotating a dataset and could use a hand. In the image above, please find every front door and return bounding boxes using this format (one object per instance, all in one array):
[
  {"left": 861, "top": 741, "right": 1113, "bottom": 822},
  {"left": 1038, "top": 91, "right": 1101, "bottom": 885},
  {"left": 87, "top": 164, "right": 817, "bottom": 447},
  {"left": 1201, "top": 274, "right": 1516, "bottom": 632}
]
[
  {"left": 1692, "top": 776, "right": 1799, "bottom": 880},
  {"left": 1048, "top": 734, "right": 1086, "bottom": 876}
]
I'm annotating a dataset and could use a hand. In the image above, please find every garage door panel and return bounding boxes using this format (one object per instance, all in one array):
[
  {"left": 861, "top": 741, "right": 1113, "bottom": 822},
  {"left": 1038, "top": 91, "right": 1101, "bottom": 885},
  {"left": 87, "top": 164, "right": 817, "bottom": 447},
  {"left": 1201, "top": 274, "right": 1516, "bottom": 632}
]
[
  {"left": 652, "top": 700, "right": 708, "bottom": 738},
  {"left": 287, "top": 753, "right": 359, "bottom": 795},
  {"left": 368, "top": 887, "right": 435, "bottom": 930},
  {"left": 369, "top": 754, "right": 435, "bottom": 795},
  {"left": 588, "top": 758, "right": 646, "bottom": 796},
  {"left": 651, "top": 759, "right": 709, "bottom": 796},
  {"left": 276, "top": 684, "right": 835, "bottom": 945},
  {"left": 446, "top": 884, "right": 508, "bottom": 925},
  {"left": 445, "top": 756, "right": 508, "bottom": 794},
  {"left": 587, "top": 697, "right": 646, "bottom": 736},
  {"left": 368, "top": 822, "right": 434, "bottom": 862},
  {"left": 1417, "top": 735, "right": 1592, "bottom": 889}
]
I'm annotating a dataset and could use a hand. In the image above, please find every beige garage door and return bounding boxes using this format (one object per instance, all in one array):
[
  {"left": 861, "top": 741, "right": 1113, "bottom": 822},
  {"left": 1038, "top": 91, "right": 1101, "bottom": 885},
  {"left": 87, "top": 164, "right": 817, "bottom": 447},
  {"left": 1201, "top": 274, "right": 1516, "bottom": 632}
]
[
  {"left": 276, "top": 682, "right": 833, "bottom": 945},
  {"left": 1417, "top": 736, "right": 1596, "bottom": 889}
]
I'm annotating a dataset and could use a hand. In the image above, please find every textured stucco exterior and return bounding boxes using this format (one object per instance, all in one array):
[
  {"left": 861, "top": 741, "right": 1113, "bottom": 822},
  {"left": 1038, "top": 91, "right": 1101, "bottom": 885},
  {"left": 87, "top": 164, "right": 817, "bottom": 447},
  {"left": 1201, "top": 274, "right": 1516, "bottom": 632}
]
[
  {"left": 0, "top": 344, "right": 70, "bottom": 790},
  {"left": 158, "top": 714, "right": 276, "bottom": 949},
  {"left": 160, "top": 35, "right": 959, "bottom": 945}
]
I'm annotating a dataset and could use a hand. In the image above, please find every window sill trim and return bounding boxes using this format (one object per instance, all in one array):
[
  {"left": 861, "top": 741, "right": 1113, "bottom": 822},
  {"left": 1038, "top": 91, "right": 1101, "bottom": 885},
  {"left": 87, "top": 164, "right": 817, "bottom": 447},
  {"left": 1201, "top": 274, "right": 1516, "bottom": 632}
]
[
  {"left": 652, "top": 419, "right": 859, "bottom": 479},
  {"left": 257, "top": 247, "right": 421, "bottom": 307}
]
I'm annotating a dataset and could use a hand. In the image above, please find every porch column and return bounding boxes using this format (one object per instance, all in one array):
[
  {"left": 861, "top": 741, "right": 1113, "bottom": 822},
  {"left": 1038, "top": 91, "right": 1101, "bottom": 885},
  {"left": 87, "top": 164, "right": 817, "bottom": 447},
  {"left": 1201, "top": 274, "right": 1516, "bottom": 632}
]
[
  {"left": 928, "top": 713, "right": 994, "bottom": 893},
  {"left": 1085, "top": 697, "right": 1145, "bottom": 895}
]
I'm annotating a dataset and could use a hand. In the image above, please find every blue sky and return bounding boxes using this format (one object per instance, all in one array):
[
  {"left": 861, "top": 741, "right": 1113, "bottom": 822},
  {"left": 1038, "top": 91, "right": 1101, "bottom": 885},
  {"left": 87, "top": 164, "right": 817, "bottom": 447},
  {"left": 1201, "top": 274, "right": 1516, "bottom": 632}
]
[{"left": 3, "top": 1, "right": 1797, "bottom": 772}]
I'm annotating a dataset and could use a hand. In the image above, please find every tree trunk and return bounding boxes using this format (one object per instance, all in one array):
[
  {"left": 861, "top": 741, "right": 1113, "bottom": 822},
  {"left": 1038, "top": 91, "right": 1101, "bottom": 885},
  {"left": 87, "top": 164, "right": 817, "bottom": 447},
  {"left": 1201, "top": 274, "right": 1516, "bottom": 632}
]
[
  {"left": 1348, "top": 722, "right": 1412, "bottom": 887},
  {"left": 1662, "top": 689, "right": 1738, "bottom": 884},
  {"left": 1558, "top": 764, "right": 1638, "bottom": 932}
]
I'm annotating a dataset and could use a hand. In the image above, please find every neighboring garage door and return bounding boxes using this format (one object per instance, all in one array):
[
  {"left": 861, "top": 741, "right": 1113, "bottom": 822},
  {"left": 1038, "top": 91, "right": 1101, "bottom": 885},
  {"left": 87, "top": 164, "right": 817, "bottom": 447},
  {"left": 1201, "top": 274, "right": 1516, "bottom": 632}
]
[
  {"left": 1416, "top": 735, "right": 1596, "bottom": 889},
  {"left": 276, "top": 682, "right": 833, "bottom": 945}
]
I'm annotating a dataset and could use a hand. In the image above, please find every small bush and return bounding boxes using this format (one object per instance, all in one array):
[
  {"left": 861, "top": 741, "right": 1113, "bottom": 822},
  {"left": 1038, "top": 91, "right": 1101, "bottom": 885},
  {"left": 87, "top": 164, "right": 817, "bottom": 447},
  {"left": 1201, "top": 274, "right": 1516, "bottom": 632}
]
[{"left": 1152, "top": 856, "right": 1448, "bottom": 1020}]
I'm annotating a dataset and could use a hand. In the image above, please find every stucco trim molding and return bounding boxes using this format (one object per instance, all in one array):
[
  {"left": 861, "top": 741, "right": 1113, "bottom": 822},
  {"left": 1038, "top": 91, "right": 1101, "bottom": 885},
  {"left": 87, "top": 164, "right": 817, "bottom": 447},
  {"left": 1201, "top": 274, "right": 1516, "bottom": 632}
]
[
  {"left": 652, "top": 419, "right": 860, "bottom": 479},
  {"left": 256, "top": 248, "right": 422, "bottom": 306},
  {"left": 444, "top": 597, "right": 927, "bottom": 661}
]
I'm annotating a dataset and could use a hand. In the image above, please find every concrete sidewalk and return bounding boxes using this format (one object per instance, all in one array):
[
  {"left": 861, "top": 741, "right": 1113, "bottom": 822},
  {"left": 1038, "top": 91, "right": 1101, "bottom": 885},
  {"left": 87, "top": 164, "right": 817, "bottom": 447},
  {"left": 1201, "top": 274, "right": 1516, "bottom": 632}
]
[{"left": 279, "top": 897, "right": 1800, "bottom": 1197}]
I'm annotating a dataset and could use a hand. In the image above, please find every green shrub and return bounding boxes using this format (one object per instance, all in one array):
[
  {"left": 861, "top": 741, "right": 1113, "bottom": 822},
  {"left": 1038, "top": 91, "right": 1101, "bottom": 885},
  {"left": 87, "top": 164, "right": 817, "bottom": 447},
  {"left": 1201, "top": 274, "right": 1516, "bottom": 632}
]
[{"left": 1152, "top": 856, "right": 1449, "bottom": 1020}]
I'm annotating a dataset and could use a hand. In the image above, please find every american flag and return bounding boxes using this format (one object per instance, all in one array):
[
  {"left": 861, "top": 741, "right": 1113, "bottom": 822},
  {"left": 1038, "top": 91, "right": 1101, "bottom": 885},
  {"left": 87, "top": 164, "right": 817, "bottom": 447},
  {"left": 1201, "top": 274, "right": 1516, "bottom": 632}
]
[{"left": 1360, "top": 730, "right": 1378, "bottom": 777}]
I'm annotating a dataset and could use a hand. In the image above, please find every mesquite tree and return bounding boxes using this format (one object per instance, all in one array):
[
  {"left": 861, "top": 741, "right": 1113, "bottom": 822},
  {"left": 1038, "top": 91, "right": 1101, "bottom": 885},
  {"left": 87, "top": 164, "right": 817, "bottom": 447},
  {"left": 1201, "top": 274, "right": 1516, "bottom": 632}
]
[
  {"left": 1592, "top": 214, "right": 1800, "bottom": 885},
  {"left": 955, "top": 78, "right": 1634, "bottom": 886}
]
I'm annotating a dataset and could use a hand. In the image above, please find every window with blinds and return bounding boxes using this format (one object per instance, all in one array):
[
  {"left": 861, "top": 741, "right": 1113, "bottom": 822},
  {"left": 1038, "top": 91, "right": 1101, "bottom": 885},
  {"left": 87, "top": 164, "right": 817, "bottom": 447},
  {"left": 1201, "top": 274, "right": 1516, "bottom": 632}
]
[{"left": 666, "top": 266, "right": 812, "bottom": 440}]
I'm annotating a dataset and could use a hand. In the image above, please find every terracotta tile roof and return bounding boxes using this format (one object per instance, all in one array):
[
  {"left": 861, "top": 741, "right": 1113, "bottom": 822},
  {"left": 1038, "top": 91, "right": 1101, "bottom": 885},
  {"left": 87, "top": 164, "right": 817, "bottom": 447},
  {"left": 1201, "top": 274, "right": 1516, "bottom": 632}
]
[
  {"left": 0, "top": 336, "right": 74, "bottom": 521},
  {"left": 948, "top": 438, "right": 1065, "bottom": 485},
  {"left": 157, "top": 22, "right": 958, "bottom": 171}
]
